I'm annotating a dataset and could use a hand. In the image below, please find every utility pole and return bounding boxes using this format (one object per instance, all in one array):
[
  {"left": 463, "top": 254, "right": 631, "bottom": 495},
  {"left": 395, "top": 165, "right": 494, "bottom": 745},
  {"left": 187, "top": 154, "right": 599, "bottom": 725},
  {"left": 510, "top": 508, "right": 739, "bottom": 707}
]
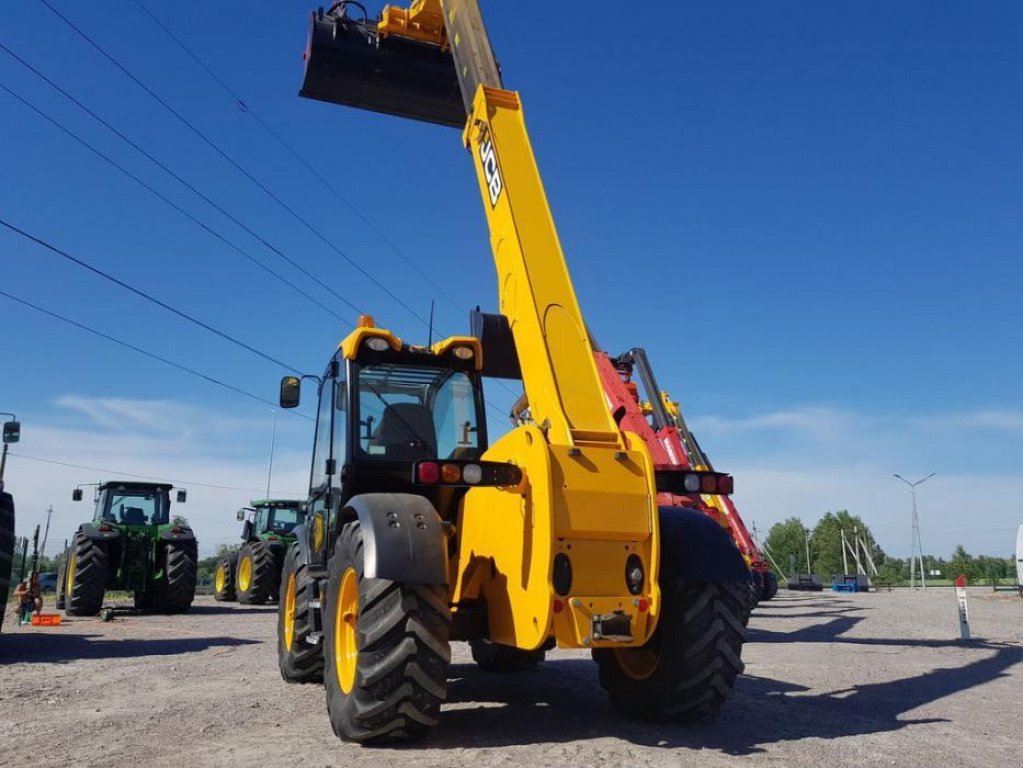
[
  {"left": 804, "top": 527, "right": 812, "bottom": 575},
  {"left": 841, "top": 528, "right": 850, "bottom": 574},
  {"left": 894, "top": 473, "right": 935, "bottom": 591},
  {"left": 40, "top": 505, "right": 53, "bottom": 556}
]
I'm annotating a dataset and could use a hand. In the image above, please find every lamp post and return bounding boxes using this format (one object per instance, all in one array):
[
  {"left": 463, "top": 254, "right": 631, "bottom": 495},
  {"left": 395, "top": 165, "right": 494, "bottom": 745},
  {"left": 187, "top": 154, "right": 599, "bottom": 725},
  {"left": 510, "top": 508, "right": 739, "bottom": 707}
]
[
  {"left": 894, "top": 472, "right": 935, "bottom": 590},
  {"left": 804, "top": 527, "right": 812, "bottom": 575},
  {"left": 1, "top": 411, "right": 20, "bottom": 488}
]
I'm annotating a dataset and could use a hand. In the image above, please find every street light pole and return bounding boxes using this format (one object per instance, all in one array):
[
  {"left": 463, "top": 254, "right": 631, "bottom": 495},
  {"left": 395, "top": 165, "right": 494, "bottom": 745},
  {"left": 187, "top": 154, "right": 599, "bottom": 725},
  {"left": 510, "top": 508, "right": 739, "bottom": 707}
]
[
  {"left": 894, "top": 472, "right": 935, "bottom": 591},
  {"left": 804, "top": 527, "right": 812, "bottom": 575}
]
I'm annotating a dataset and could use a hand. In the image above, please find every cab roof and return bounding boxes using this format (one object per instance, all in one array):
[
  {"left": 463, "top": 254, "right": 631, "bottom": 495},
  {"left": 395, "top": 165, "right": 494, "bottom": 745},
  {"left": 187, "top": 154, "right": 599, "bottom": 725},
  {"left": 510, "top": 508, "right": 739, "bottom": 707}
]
[
  {"left": 250, "top": 499, "right": 304, "bottom": 508},
  {"left": 99, "top": 481, "right": 173, "bottom": 491}
]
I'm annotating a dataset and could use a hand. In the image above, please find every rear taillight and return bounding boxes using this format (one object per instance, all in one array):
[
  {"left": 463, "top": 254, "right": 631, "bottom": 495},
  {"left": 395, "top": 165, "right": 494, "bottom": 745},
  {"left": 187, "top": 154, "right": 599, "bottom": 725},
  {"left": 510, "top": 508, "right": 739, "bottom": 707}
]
[
  {"left": 417, "top": 462, "right": 440, "bottom": 484},
  {"left": 170, "top": 526, "right": 183, "bottom": 534},
  {"left": 717, "top": 475, "right": 734, "bottom": 495},
  {"left": 98, "top": 524, "right": 111, "bottom": 533}
]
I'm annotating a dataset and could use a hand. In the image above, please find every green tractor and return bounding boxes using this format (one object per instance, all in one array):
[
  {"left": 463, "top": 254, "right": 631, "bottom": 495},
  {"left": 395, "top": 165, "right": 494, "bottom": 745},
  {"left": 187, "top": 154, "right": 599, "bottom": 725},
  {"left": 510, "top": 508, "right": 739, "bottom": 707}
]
[
  {"left": 57, "top": 481, "right": 198, "bottom": 615},
  {"left": 214, "top": 499, "right": 305, "bottom": 605}
]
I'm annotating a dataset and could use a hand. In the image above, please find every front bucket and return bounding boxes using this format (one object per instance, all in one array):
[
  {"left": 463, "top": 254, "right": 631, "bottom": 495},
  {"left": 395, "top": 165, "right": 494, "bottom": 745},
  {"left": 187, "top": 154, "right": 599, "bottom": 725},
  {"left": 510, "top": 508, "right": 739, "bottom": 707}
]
[{"left": 299, "top": 11, "right": 466, "bottom": 129}]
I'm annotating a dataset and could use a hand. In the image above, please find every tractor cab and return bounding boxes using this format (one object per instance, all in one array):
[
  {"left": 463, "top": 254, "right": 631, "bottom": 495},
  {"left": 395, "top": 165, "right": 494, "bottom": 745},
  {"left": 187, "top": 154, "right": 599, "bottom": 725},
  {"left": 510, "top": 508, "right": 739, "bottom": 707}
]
[
  {"left": 279, "top": 316, "right": 517, "bottom": 571},
  {"left": 96, "top": 483, "right": 173, "bottom": 527},
  {"left": 239, "top": 500, "right": 306, "bottom": 539}
]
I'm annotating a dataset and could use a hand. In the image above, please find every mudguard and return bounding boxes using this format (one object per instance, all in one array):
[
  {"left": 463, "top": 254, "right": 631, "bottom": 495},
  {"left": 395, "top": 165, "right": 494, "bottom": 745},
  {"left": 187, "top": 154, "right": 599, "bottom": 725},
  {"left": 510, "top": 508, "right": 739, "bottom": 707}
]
[
  {"left": 160, "top": 526, "right": 195, "bottom": 543},
  {"left": 81, "top": 522, "right": 120, "bottom": 543},
  {"left": 342, "top": 493, "right": 447, "bottom": 585},
  {"left": 658, "top": 506, "right": 751, "bottom": 583}
]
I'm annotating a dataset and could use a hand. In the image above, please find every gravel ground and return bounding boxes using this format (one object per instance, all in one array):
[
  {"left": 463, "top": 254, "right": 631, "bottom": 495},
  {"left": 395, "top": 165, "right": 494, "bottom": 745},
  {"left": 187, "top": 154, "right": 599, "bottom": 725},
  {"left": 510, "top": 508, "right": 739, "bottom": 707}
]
[{"left": 1, "top": 587, "right": 1021, "bottom": 767}]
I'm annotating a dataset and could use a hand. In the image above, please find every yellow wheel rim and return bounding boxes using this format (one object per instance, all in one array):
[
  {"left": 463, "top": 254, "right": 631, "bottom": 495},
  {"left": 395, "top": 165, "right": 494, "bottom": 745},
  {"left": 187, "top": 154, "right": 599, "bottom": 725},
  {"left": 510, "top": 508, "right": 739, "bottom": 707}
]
[
  {"left": 283, "top": 572, "right": 296, "bottom": 652},
  {"left": 614, "top": 643, "right": 662, "bottom": 681},
  {"left": 334, "top": 567, "right": 359, "bottom": 694},
  {"left": 215, "top": 565, "right": 225, "bottom": 593},
  {"left": 238, "top": 556, "right": 252, "bottom": 592},
  {"left": 65, "top": 553, "right": 77, "bottom": 595}
]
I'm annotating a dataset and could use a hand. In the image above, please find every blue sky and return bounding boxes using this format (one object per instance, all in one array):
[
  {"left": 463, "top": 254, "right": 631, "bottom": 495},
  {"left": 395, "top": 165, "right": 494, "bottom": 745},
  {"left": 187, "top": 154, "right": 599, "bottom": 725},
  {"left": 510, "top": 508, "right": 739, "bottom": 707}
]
[{"left": 1, "top": 1, "right": 1020, "bottom": 559}]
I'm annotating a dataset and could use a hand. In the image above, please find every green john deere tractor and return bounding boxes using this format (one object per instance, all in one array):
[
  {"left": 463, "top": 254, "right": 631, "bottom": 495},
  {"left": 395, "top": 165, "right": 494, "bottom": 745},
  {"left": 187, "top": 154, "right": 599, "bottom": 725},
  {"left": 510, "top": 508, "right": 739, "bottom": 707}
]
[
  {"left": 57, "top": 481, "right": 198, "bottom": 615},
  {"left": 214, "top": 499, "right": 305, "bottom": 605}
]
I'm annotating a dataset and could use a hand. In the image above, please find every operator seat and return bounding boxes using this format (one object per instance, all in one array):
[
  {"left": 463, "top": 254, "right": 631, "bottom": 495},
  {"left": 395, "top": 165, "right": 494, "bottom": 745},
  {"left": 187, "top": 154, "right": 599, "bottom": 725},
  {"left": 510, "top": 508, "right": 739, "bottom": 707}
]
[
  {"left": 369, "top": 403, "right": 437, "bottom": 461},
  {"left": 121, "top": 506, "right": 146, "bottom": 525}
]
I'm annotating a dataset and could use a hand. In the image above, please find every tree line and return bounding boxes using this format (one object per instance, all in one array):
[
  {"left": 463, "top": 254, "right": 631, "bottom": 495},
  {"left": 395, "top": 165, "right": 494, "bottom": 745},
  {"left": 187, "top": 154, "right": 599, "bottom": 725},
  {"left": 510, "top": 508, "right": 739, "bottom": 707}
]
[{"left": 764, "top": 511, "right": 1018, "bottom": 584}]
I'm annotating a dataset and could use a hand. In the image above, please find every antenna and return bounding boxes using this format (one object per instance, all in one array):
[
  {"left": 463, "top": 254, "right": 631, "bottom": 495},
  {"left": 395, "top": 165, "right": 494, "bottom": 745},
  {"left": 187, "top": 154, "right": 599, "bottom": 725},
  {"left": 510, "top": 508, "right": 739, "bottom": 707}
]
[{"left": 427, "top": 299, "right": 436, "bottom": 346}]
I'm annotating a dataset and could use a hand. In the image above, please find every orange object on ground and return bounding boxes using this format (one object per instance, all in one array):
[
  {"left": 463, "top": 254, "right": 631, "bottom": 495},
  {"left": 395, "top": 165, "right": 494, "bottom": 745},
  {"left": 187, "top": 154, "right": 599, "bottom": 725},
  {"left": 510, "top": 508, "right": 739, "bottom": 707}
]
[{"left": 30, "top": 613, "right": 62, "bottom": 626}]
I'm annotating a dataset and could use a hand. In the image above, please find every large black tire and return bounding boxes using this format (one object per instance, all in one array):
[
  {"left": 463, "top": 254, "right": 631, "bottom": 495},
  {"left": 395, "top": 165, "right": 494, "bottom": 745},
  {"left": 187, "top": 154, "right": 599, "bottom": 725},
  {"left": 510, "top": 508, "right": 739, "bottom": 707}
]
[
  {"left": 593, "top": 578, "right": 747, "bottom": 722},
  {"left": 155, "top": 538, "right": 197, "bottom": 614},
  {"left": 323, "top": 521, "right": 451, "bottom": 744},
  {"left": 237, "top": 540, "right": 275, "bottom": 605},
  {"left": 761, "top": 571, "right": 779, "bottom": 601},
  {"left": 470, "top": 640, "right": 545, "bottom": 672},
  {"left": 214, "top": 553, "right": 237, "bottom": 602},
  {"left": 277, "top": 542, "right": 324, "bottom": 684},
  {"left": 65, "top": 530, "right": 108, "bottom": 616},
  {"left": 0, "top": 492, "right": 14, "bottom": 631}
]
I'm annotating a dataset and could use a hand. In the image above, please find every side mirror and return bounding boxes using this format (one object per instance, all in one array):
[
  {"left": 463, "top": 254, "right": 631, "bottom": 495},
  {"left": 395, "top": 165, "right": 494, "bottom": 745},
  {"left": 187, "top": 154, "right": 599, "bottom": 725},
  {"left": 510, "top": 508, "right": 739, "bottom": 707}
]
[
  {"left": 72, "top": 488, "right": 83, "bottom": 502},
  {"left": 236, "top": 509, "right": 246, "bottom": 521},
  {"left": 2, "top": 420, "right": 20, "bottom": 444},
  {"left": 176, "top": 490, "right": 187, "bottom": 503},
  {"left": 280, "top": 376, "right": 301, "bottom": 409}
]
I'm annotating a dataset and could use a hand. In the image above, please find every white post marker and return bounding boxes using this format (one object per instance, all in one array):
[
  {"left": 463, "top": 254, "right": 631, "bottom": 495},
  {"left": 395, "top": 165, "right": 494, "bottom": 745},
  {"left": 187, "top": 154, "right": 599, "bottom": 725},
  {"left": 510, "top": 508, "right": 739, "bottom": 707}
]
[{"left": 954, "top": 574, "right": 970, "bottom": 641}]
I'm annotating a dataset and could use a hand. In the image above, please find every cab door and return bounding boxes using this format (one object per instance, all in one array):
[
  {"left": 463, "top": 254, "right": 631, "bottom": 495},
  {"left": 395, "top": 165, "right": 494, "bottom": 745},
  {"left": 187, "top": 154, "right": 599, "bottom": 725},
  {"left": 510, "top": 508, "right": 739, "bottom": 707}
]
[{"left": 306, "top": 356, "right": 348, "bottom": 566}]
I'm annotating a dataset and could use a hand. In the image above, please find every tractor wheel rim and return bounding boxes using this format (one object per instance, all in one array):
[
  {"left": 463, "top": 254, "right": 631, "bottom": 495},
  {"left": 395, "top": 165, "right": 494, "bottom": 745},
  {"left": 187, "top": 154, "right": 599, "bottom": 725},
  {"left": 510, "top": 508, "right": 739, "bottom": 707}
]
[
  {"left": 66, "top": 553, "right": 77, "bottom": 595},
  {"left": 615, "top": 643, "right": 662, "bottom": 681},
  {"left": 238, "top": 556, "right": 252, "bottom": 592},
  {"left": 215, "top": 565, "right": 225, "bottom": 593},
  {"left": 334, "top": 567, "right": 359, "bottom": 694},
  {"left": 283, "top": 572, "right": 296, "bottom": 652}
]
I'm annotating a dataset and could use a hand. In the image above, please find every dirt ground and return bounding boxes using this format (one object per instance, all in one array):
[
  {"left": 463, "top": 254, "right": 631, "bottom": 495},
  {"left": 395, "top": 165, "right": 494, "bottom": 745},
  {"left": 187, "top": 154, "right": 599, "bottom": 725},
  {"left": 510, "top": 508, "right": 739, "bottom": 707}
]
[{"left": 1, "top": 588, "right": 1021, "bottom": 767}]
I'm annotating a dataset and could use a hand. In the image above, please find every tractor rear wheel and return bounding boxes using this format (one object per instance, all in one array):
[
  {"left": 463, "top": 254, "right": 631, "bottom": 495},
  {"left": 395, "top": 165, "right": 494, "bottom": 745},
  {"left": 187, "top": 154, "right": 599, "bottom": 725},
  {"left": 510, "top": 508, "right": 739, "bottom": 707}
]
[
  {"left": 65, "top": 530, "right": 108, "bottom": 616},
  {"left": 214, "top": 553, "right": 237, "bottom": 602},
  {"left": 470, "top": 640, "right": 545, "bottom": 672},
  {"left": 323, "top": 521, "right": 451, "bottom": 744},
  {"left": 0, "top": 493, "right": 14, "bottom": 631},
  {"left": 155, "top": 538, "right": 197, "bottom": 613},
  {"left": 237, "top": 541, "right": 275, "bottom": 605},
  {"left": 593, "top": 578, "right": 747, "bottom": 722},
  {"left": 277, "top": 542, "right": 324, "bottom": 683}
]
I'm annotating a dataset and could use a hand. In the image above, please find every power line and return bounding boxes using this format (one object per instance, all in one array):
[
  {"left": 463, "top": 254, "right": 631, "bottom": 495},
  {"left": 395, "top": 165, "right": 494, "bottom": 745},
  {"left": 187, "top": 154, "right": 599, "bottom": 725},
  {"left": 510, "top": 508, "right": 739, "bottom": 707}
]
[
  {"left": 40, "top": 0, "right": 429, "bottom": 329},
  {"left": 0, "top": 217, "right": 299, "bottom": 372},
  {"left": 7, "top": 452, "right": 303, "bottom": 495},
  {"left": 0, "top": 46, "right": 357, "bottom": 321},
  {"left": 130, "top": 0, "right": 466, "bottom": 318},
  {"left": 0, "top": 288, "right": 313, "bottom": 421}
]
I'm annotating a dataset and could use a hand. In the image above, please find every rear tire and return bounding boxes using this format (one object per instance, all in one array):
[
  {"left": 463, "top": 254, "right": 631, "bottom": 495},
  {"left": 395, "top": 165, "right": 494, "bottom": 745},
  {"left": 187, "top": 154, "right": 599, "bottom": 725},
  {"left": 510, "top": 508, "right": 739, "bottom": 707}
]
[
  {"left": 237, "top": 541, "right": 275, "bottom": 605},
  {"left": 470, "top": 640, "right": 545, "bottom": 672},
  {"left": 593, "top": 577, "right": 747, "bottom": 722},
  {"left": 277, "top": 543, "right": 324, "bottom": 683},
  {"left": 156, "top": 538, "right": 197, "bottom": 614},
  {"left": 214, "top": 553, "right": 237, "bottom": 602},
  {"left": 0, "top": 493, "right": 15, "bottom": 631},
  {"left": 761, "top": 571, "right": 778, "bottom": 601},
  {"left": 323, "top": 521, "right": 451, "bottom": 744},
  {"left": 65, "top": 530, "right": 108, "bottom": 616}
]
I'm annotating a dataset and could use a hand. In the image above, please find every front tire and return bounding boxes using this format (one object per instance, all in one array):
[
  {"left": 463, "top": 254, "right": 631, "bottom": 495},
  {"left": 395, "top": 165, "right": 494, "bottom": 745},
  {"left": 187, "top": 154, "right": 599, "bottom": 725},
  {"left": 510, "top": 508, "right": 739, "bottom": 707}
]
[
  {"left": 277, "top": 542, "right": 324, "bottom": 684},
  {"left": 237, "top": 541, "right": 275, "bottom": 605},
  {"left": 761, "top": 571, "right": 778, "bottom": 601},
  {"left": 214, "top": 553, "right": 237, "bottom": 602},
  {"left": 65, "top": 530, "right": 108, "bottom": 616},
  {"left": 323, "top": 521, "right": 451, "bottom": 744},
  {"left": 593, "top": 578, "right": 747, "bottom": 722}
]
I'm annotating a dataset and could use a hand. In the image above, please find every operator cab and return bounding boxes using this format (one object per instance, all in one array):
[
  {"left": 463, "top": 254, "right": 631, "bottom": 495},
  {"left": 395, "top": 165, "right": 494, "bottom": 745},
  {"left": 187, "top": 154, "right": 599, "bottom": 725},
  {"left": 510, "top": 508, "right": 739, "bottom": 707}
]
[
  {"left": 96, "top": 483, "right": 172, "bottom": 526},
  {"left": 245, "top": 500, "right": 306, "bottom": 536},
  {"left": 280, "top": 316, "right": 511, "bottom": 567}
]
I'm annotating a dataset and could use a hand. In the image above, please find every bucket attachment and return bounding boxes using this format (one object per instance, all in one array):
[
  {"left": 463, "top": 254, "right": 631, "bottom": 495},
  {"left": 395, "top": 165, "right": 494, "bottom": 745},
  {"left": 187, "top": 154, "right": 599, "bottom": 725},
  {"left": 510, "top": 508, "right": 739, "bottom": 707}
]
[{"left": 299, "top": 10, "right": 466, "bottom": 128}]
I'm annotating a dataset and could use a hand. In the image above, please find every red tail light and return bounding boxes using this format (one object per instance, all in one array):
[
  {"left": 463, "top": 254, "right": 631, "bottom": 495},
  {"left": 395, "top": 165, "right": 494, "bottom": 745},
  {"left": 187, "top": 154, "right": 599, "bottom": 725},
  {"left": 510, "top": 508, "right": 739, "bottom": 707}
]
[
  {"left": 98, "top": 524, "right": 111, "bottom": 533},
  {"left": 718, "top": 475, "right": 734, "bottom": 495},
  {"left": 417, "top": 462, "right": 440, "bottom": 484}
]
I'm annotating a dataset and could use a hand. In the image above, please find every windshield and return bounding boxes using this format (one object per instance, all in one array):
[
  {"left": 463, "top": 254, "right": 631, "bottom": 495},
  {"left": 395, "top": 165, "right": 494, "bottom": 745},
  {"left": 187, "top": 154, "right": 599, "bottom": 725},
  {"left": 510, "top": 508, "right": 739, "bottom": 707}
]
[
  {"left": 267, "top": 507, "right": 302, "bottom": 533},
  {"left": 101, "top": 489, "right": 169, "bottom": 525},
  {"left": 356, "top": 363, "right": 481, "bottom": 462}
]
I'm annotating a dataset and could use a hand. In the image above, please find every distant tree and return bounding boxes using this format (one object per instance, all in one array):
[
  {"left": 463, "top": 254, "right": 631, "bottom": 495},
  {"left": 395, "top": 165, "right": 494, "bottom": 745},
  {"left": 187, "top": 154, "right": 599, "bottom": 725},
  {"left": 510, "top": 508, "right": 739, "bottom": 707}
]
[
  {"left": 765, "top": 517, "right": 809, "bottom": 577},
  {"left": 810, "top": 511, "right": 886, "bottom": 578},
  {"left": 171, "top": 514, "right": 190, "bottom": 527},
  {"left": 949, "top": 544, "right": 976, "bottom": 581}
]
